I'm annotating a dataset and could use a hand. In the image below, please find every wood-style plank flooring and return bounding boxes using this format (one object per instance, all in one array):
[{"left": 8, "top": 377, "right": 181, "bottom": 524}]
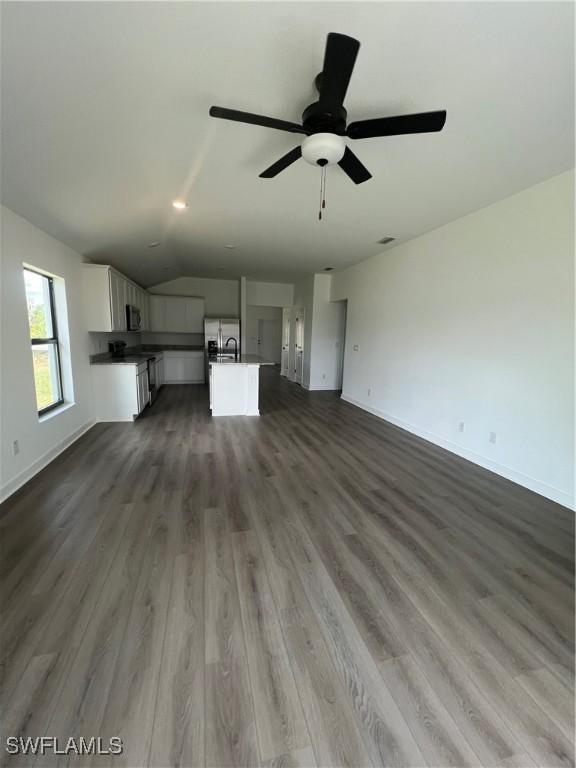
[{"left": 1, "top": 367, "right": 574, "bottom": 767}]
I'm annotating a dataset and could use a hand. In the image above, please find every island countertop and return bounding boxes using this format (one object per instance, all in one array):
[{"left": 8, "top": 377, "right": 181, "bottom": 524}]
[{"left": 208, "top": 355, "right": 272, "bottom": 365}]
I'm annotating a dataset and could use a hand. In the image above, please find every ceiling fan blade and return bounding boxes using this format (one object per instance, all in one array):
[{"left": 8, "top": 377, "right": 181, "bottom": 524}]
[
  {"left": 209, "top": 106, "right": 307, "bottom": 134},
  {"left": 259, "top": 146, "right": 302, "bottom": 178},
  {"left": 347, "top": 110, "right": 447, "bottom": 139},
  {"left": 338, "top": 147, "right": 372, "bottom": 184},
  {"left": 318, "top": 33, "right": 360, "bottom": 113}
]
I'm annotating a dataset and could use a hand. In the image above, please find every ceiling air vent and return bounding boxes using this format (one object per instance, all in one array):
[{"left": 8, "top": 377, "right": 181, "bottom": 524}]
[{"left": 377, "top": 236, "right": 395, "bottom": 245}]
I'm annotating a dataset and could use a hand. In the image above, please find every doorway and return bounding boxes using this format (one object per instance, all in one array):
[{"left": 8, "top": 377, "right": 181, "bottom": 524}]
[
  {"left": 281, "top": 307, "right": 291, "bottom": 377},
  {"left": 246, "top": 305, "right": 282, "bottom": 363},
  {"left": 294, "top": 307, "right": 305, "bottom": 385},
  {"left": 257, "top": 318, "right": 281, "bottom": 363}
]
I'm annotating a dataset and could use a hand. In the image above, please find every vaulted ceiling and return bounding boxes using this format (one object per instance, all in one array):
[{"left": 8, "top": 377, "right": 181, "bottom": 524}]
[{"left": 1, "top": 2, "right": 573, "bottom": 286}]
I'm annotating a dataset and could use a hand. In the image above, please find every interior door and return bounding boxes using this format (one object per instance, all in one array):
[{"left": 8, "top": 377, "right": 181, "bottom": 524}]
[
  {"left": 281, "top": 307, "right": 291, "bottom": 376},
  {"left": 294, "top": 308, "right": 305, "bottom": 385},
  {"left": 258, "top": 318, "right": 282, "bottom": 363}
]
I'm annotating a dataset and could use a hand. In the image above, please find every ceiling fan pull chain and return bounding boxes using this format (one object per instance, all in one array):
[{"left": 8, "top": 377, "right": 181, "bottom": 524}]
[
  {"left": 318, "top": 165, "right": 323, "bottom": 220},
  {"left": 322, "top": 165, "right": 327, "bottom": 210}
]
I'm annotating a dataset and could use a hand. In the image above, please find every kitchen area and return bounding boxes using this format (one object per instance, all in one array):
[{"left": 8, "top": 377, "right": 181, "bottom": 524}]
[{"left": 84, "top": 264, "right": 271, "bottom": 421}]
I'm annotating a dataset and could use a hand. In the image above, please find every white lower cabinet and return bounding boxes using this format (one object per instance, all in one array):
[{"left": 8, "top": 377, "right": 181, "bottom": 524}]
[
  {"left": 154, "top": 355, "right": 165, "bottom": 389},
  {"left": 163, "top": 351, "right": 205, "bottom": 384},
  {"left": 137, "top": 367, "right": 150, "bottom": 413},
  {"left": 91, "top": 362, "right": 149, "bottom": 422}
]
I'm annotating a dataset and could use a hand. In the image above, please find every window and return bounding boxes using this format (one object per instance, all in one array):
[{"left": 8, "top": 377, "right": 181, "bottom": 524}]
[{"left": 24, "top": 268, "right": 64, "bottom": 415}]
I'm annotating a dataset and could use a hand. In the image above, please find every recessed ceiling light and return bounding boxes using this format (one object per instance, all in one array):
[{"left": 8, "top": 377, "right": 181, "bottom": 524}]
[
  {"left": 224, "top": 244, "right": 236, "bottom": 249},
  {"left": 324, "top": 267, "right": 334, "bottom": 271},
  {"left": 172, "top": 200, "right": 188, "bottom": 210},
  {"left": 148, "top": 241, "right": 160, "bottom": 248},
  {"left": 377, "top": 236, "right": 395, "bottom": 245}
]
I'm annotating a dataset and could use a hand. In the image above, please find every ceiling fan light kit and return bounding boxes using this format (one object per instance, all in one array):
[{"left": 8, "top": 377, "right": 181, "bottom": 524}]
[
  {"left": 209, "top": 32, "right": 446, "bottom": 218},
  {"left": 301, "top": 133, "right": 345, "bottom": 167}
]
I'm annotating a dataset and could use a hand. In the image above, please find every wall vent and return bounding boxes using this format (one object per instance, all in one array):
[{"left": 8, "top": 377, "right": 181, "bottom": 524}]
[{"left": 377, "top": 236, "right": 395, "bottom": 245}]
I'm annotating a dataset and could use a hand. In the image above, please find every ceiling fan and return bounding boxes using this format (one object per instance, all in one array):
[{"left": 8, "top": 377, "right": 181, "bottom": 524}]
[{"left": 209, "top": 32, "right": 446, "bottom": 185}]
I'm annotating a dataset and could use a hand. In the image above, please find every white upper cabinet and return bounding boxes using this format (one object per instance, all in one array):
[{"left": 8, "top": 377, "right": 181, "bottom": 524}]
[
  {"left": 109, "top": 269, "right": 127, "bottom": 331},
  {"left": 149, "top": 295, "right": 166, "bottom": 331},
  {"left": 185, "top": 297, "right": 204, "bottom": 333},
  {"left": 82, "top": 264, "right": 147, "bottom": 332},
  {"left": 148, "top": 294, "right": 204, "bottom": 333}
]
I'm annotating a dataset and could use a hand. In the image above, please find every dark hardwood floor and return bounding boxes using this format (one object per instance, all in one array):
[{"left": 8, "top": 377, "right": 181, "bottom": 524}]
[{"left": 1, "top": 367, "right": 574, "bottom": 767}]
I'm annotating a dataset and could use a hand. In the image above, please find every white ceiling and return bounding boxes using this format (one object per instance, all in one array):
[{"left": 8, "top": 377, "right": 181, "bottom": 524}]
[{"left": 1, "top": 2, "right": 573, "bottom": 287}]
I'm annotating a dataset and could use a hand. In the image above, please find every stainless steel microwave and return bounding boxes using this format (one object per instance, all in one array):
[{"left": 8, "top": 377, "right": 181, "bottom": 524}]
[{"left": 126, "top": 304, "right": 142, "bottom": 331}]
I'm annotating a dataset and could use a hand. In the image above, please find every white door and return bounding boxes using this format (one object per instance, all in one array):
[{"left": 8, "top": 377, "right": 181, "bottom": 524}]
[
  {"left": 258, "top": 318, "right": 282, "bottom": 363},
  {"left": 281, "top": 307, "right": 291, "bottom": 376},
  {"left": 294, "top": 307, "right": 305, "bottom": 385}
]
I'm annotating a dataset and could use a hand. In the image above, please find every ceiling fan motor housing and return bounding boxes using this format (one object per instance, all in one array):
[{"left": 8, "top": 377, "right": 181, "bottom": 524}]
[{"left": 301, "top": 133, "right": 346, "bottom": 167}]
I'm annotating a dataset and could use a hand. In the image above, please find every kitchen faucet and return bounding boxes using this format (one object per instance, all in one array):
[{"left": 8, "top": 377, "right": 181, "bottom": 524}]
[{"left": 225, "top": 337, "right": 238, "bottom": 359}]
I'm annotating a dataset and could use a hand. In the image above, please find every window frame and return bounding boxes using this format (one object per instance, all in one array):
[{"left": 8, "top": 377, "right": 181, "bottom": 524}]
[{"left": 25, "top": 267, "right": 65, "bottom": 416}]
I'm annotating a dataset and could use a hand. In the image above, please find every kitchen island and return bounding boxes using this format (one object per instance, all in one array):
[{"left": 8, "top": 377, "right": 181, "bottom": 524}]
[{"left": 209, "top": 355, "right": 269, "bottom": 416}]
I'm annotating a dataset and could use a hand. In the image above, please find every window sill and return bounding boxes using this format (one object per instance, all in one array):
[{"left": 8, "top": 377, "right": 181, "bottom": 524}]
[{"left": 39, "top": 401, "right": 75, "bottom": 423}]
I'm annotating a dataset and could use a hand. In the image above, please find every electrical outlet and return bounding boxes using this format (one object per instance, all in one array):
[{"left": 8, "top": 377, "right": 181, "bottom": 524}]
[
  {"left": 489, "top": 431, "right": 497, "bottom": 444},
  {"left": 458, "top": 421, "right": 465, "bottom": 433},
  {"left": 12, "top": 440, "right": 19, "bottom": 456},
  {"left": 322, "top": 373, "right": 326, "bottom": 380},
  {"left": 353, "top": 344, "right": 359, "bottom": 351},
  {"left": 367, "top": 387, "right": 372, "bottom": 397}
]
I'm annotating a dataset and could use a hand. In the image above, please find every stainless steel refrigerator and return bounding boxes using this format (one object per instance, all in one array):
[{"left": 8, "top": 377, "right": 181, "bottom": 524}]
[{"left": 204, "top": 317, "right": 240, "bottom": 358}]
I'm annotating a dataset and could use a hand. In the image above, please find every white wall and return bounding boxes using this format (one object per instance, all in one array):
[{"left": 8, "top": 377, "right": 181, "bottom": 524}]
[
  {"left": 246, "top": 280, "right": 294, "bottom": 307},
  {"left": 1, "top": 206, "right": 95, "bottom": 501},
  {"left": 308, "top": 274, "right": 346, "bottom": 391},
  {"left": 331, "top": 171, "right": 574, "bottom": 508},
  {"left": 148, "top": 276, "right": 240, "bottom": 316},
  {"left": 245, "top": 305, "right": 282, "bottom": 362}
]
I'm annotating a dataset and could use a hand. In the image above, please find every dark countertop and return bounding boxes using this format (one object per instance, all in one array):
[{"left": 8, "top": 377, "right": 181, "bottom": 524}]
[
  {"left": 139, "top": 344, "right": 204, "bottom": 351},
  {"left": 91, "top": 356, "right": 154, "bottom": 366},
  {"left": 209, "top": 354, "right": 273, "bottom": 366},
  {"left": 90, "top": 344, "right": 204, "bottom": 366}
]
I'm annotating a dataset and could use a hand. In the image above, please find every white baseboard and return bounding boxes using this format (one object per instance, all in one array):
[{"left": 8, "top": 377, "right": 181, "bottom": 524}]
[
  {"left": 341, "top": 394, "right": 574, "bottom": 510},
  {"left": 302, "top": 383, "right": 341, "bottom": 391},
  {"left": 0, "top": 419, "right": 96, "bottom": 504}
]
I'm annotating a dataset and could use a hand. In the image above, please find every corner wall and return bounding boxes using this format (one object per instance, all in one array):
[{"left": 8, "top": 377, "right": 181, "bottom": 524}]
[
  {"left": 331, "top": 171, "right": 574, "bottom": 507},
  {"left": 1, "top": 206, "right": 95, "bottom": 501},
  {"left": 308, "top": 274, "right": 346, "bottom": 390}
]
